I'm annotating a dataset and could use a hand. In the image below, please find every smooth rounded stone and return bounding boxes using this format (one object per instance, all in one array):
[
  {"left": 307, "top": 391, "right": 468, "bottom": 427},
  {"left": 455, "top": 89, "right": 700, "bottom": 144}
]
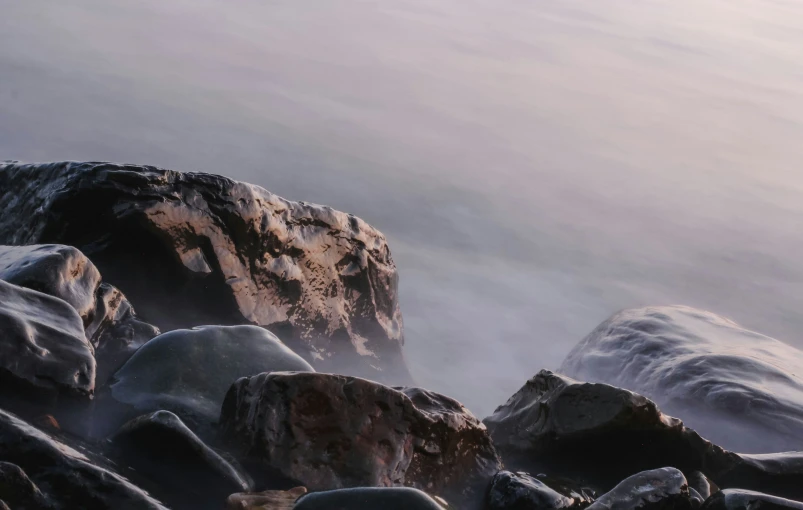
[
  {"left": 587, "top": 468, "right": 692, "bottom": 510},
  {"left": 488, "top": 471, "right": 595, "bottom": 510},
  {"left": 0, "top": 161, "right": 410, "bottom": 385},
  {"left": 225, "top": 487, "right": 307, "bottom": 510},
  {"left": 483, "top": 370, "right": 803, "bottom": 499},
  {"left": 701, "top": 490, "right": 803, "bottom": 510},
  {"left": 107, "top": 325, "right": 313, "bottom": 435},
  {"left": 687, "top": 472, "right": 718, "bottom": 501},
  {"left": 0, "top": 462, "right": 54, "bottom": 510},
  {"left": 561, "top": 306, "right": 803, "bottom": 453},
  {"left": 0, "top": 408, "right": 167, "bottom": 509},
  {"left": 293, "top": 487, "right": 445, "bottom": 510},
  {"left": 110, "top": 410, "right": 252, "bottom": 509},
  {"left": 219, "top": 372, "right": 500, "bottom": 509}
]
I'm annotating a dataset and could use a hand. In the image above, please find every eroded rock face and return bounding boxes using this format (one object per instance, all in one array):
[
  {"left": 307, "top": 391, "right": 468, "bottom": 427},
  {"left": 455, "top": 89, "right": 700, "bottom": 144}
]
[
  {"left": 483, "top": 370, "right": 803, "bottom": 499},
  {"left": 487, "top": 471, "right": 595, "bottom": 510},
  {"left": 219, "top": 372, "right": 500, "bottom": 508},
  {"left": 560, "top": 306, "right": 803, "bottom": 453},
  {"left": 701, "top": 490, "right": 803, "bottom": 510},
  {"left": 293, "top": 487, "right": 446, "bottom": 510},
  {"left": 586, "top": 468, "right": 692, "bottom": 510},
  {"left": 106, "top": 325, "right": 313, "bottom": 435},
  {"left": 0, "top": 161, "right": 408, "bottom": 384}
]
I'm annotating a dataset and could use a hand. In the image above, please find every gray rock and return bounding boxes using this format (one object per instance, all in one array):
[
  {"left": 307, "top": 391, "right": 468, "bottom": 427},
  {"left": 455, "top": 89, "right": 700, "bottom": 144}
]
[
  {"left": 560, "top": 306, "right": 803, "bottom": 453},
  {"left": 701, "top": 490, "right": 803, "bottom": 510},
  {"left": 488, "top": 471, "right": 595, "bottom": 510},
  {"left": 0, "top": 161, "right": 409, "bottom": 384},
  {"left": 587, "top": 468, "right": 692, "bottom": 510},
  {"left": 293, "top": 487, "right": 445, "bottom": 510},
  {"left": 219, "top": 372, "right": 500, "bottom": 508},
  {"left": 0, "top": 462, "right": 54, "bottom": 510},
  {"left": 687, "top": 472, "right": 718, "bottom": 501}
]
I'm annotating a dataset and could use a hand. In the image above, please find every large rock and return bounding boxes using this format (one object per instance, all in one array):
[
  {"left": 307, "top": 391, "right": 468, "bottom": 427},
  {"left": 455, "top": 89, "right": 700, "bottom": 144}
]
[
  {"left": 483, "top": 370, "right": 803, "bottom": 499},
  {"left": 586, "top": 468, "right": 692, "bottom": 510},
  {"left": 0, "top": 161, "right": 408, "bottom": 384},
  {"left": 219, "top": 372, "right": 500, "bottom": 508},
  {"left": 0, "top": 462, "right": 54, "bottom": 510},
  {"left": 0, "top": 244, "right": 159, "bottom": 382},
  {"left": 293, "top": 487, "right": 445, "bottom": 510},
  {"left": 105, "top": 325, "right": 313, "bottom": 436},
  {"left": 560, "top": 306, "right": 803, "bottom": 453},
  {"left": 701, "top": 490, "right": 803, "bottom": 510},
  {"left": 110, "top": 410, "right": 252, "bottom": 509},
  {"left": 0, "top": 408, "right": 166, "bottom": 509},
  {"left": 487, "top": 471, "right": 595, "bottom": 510}
]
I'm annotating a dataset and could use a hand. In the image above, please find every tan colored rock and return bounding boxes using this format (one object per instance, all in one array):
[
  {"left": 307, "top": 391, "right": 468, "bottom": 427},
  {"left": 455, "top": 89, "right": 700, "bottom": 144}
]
[{"left": 226, "top": 487, "right": 307, "bottom": 510}]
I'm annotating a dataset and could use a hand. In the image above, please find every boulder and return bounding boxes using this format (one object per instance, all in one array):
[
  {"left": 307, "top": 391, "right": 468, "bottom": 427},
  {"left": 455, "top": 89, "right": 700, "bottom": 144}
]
[
  {"left": 560, "top": 306, "right": 803, "bottom": 453},
  {"left": 225, "top": 487, "right": 307, "bottom": 510},
  {"left": 0, "top": 161, "right": 409, "bottom": 384},
  {"left": 487, "top": 471, "right": 595, "bottom": 510},
  {"left": 293, "top": 487, "right": 445, "bottom": 510},
  {"left": 0, "top": 244, "right": 159, "bottom": 382},
  {"left": 0, "top": 408, "right": 167, "bottom": 509},
  {"left": 586, "top": 468, "right": 692, "bottom": 510},
  {"left": 219, "top": 372, "right": 500, "bottom": 508},
  {"left": 110, "top": 410, "right": 252, "bottom": 509},
  {"left": 105, "top": 325, "right": 313, "bottom": 435},
  {"left": 701, "top": 490, "right": 803, "bottom": 510},
  {"left": 687, "top": 472, "right": 718, "bottom": 501},
  {"left": 483, "top": 370, "right": 803, "bottom": 499},
  {"left": 0, "top": 462, "right": 54, "bottom": 510}
]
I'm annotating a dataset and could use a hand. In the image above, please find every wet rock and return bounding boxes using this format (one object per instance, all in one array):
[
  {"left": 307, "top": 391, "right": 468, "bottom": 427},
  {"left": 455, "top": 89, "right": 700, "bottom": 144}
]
[
  {"left": 0, "top": 462, "right": 54, "bottom": 510},
  {"left": 0, "top": 161, "right": 409, "bottom": 384},
  {"left": 293, "top": 487, "right": 445, "bottom": 510},
  {"left": 483, "top": 370, "right": 803, "bottom": 499},
  {"left": 110, "top": 410, "right": 252, "bottom": 509},
  {"left": 701, "top": 490, "right": 803, "bottom": 510},
  {"left": 587, "top": 468, "right": 692, "bottom": 510},
  {"left": 219, "top": 372, "right": 500, "bottom": 508},
  {"left": 560, "top": 306, "right": 803, "bottom": 453},
  {"left": 0, "top": 408, "right": 166, "bottom": 509},
  {"left": 687, "top": 472, "right": 717, "bottom": 501},
  {"left": 225, "top": 487, "right": 307, "bottom": 510},
  {"left": 0, "top": 244, "right": 159, "bottom": 383},
  {"left": 488, "top": 471, "right": 595, "bottom": 510},
  {"left": 105, "top": 325, "right": 313, "bottom": 436}
]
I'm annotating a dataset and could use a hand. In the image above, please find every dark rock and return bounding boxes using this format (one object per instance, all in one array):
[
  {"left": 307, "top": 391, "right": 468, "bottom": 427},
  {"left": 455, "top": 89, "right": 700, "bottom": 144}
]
[
  {"left": 0, "top": 408, "right": 166, "bottom": 509},
  {"left": 225, "top": 487, "right": 307, "bottom": 510},
  {"left": 293, "top": 487, "right": 445, "bottom": 510},
  {"left": 0, "top": 244, "right": 159, "bottom": 383},
  {"left": 701, "top": 490, "right": 803, "bottom": 510},
  {"left": 0, "top": 161, "right": 409, "bottom": 384},
  {"left": 483, "top": 370, "right": 803, "bottom": 499},
  {"left": 105, "top": 325, "right": 313, "bottom": 436},
  {"left": 0, "top": 462, "right": 54, "bottom": 510},
  {"left": 488, "top": 471, "right": 595, "bottom": 510},
  {"left": 110, "top": 410, "right": 252, "bottom": 509},
  {"left": 560, "top": 306, "right": 803, "bottom": 453},
  {"left": 687, "top": 472, "right": 718, "bottom": 501},
  {"left": 586, "top": 468, "right": 692, "bottom": 510},
  {"left": 219, "top": 372, "right": 500, "bottom": 508}
]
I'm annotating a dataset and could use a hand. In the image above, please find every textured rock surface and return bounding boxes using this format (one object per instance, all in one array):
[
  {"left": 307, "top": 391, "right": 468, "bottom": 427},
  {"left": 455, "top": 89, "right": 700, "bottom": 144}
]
[
  {"left": 0, "top": 462, "right": 54, "bottom": 510},
  {"left": 483, "top": 370, "right": 803, "bottom": 498},
  {"left": 225, "top": 487, "right": 307, "bottom": 510},
  {"left": 219, "top": 372, "right": 500, "bottom": 507},
  {"left": 111, "top": 410, "right": 252, "bottom": 509},
  {"left": 0, "top": 161, "right": 408, "bottom": 383},
  {"left": 106, "top": 325, "right": 313, "bottom": 435},
  {"left": 0, "top": 244, "right": 159, "bottom": 382},
  {"left": 488, "top": 471, "right": 595, "bottom": 510},
  {"left": 586, "top": 468, "right": 692, "bottom": 510},
  {"left": 0, "top": 408, "right": 166, "bottom": 509},
  {"left": 293, "top": 487, "right": 446, "bottom": 510},
  {"left": 560, "top": 306, "right": 803, "bottom": 453},
  {"left": 701, "top": 490, "right": 803, "bottom": 510}
]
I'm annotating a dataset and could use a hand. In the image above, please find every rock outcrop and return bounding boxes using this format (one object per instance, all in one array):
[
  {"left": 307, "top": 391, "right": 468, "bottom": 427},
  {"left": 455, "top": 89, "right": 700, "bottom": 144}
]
[
  {"left": 293, "top": 487, "right": 446, "bottom": 510},
  {"left": 586, "top": 468, "right": 693, "bottom": 510},
  {"left": 487, "top": 471, "right": 595, "bottom": 510},
  {"left": 219, "top": 372, "right": 500, "bottom": 508},
  {"left": 0, "top": 161, "right": 408, "bottom": 384},
  {"left": 701, "top": 490, "right": 803, "bottom": 510},
  {"left": 560, "top": 306, "right": 803, "bottom": 453}
]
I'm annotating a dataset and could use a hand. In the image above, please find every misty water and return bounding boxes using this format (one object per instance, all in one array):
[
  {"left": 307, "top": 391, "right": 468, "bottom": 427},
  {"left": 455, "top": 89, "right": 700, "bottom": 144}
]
[{"left": 2, "top": 0, "right": 803, "bottom": 417}]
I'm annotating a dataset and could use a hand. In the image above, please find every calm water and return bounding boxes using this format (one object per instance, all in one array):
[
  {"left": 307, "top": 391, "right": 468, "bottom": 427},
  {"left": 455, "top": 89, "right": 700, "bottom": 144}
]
[{"left": 2, "top": 0, "right": 803, "bottom": 416}]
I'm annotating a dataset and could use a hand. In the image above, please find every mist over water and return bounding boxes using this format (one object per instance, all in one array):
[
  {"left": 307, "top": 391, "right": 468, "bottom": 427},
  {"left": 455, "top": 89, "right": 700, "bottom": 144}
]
[{"left": 2, "top": 0, "right": 803, "bottom": 416}]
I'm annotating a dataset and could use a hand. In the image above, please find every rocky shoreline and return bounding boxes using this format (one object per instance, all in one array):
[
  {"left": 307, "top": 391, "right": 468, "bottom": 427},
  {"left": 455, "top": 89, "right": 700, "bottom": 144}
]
[{"left": 0, "top": 161, "right": 802, "bottom": 510}]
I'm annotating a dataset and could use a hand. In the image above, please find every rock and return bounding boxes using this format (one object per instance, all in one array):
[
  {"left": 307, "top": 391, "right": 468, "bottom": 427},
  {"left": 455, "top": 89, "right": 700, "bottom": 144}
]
[
  {"left": 586, "top": 468, "right": 692, "bottom": 510},
  {"left": 483, "top": 370, "right": 803, "bottom": 499},
  {"left": 0, "top": 462, "right": 54, "bottom": 510},
  {"left": 0, "top": 408, "right": 167, "bottom": 509},
  {"left": 487, "top": 471, "right": 595, "bottom": 510},
  {"left": 225, "top": 487, "right": 307, "bottom": 510},
  {"left": 687, "top": 472, "right": 718, "bottom": 501},
  {"left": 293, "top": 487, "right": 445, "bottom": 510},
  {"left": 0, "top": 244, "right": 159, "bottom": 383},
  {"left": 105, "top": 325, "right": 313, "bottom": 435},
  {"left": 560, "top": 306, "right": 803, "bottom": 453},
  {"left": 0, "top": 161, "right": 409, "bottom": 384},
  {"left": 110, "top": 410, "right": 252, "bottom": 509},
  {"left": 701, "top": 490, "right": 803, "bottom": 510},
  {"left": 219, "top": 372, "right": 500, "bottom": 508}
]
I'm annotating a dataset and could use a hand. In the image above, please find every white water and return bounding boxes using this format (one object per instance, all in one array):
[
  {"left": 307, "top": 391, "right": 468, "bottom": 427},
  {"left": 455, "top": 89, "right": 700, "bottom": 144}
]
[{"left": 2, "top": 0, "right": 803, "bottom": 417}]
